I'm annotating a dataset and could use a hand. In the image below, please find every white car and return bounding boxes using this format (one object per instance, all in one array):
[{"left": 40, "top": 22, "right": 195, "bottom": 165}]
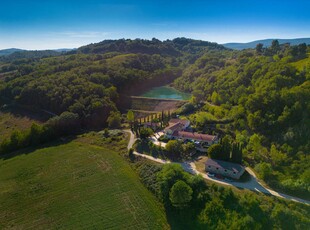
[{"left": 207, "top": 172, "right": 215, "bottom": 177}]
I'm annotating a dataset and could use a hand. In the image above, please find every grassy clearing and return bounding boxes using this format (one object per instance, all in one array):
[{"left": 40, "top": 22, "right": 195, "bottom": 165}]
[
  {"left": 0, "top": 106, "right": 49, "bottom": 141},
  {"left": 0, "top": 141, "right": 169, "bottom": 229},
  {"left": 77, "top": 129, "right": 129, "bottom": 154},
  {"left": 0, "top": 111, "right": 41, "bottom": 141}
]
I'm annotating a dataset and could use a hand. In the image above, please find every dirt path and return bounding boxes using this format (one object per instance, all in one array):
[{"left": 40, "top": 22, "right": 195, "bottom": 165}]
[{"left": 125, "top": 130, "right": 310, "bottom": 205}]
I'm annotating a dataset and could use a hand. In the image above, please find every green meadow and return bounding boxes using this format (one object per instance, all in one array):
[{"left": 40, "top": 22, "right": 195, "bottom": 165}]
[{"left": 0, "top": 141, "right": 169, "bottom": 229}]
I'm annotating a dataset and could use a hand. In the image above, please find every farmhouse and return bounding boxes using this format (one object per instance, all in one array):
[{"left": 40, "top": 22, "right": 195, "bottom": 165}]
[
  {"left": 163, "top": 118, "right": 218, "bottom": 147},
  {"left": 164, "top": 118, "right": 190, "bottom": 135},
  {"left": 172, "top": 131, "right": 218, "bottom": 145},
  {"left": 205, "top": 158, "right": 245, "bottom": 179}
]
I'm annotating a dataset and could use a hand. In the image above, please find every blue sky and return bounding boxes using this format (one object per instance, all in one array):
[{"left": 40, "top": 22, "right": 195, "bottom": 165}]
[{"left": 1, "top": 0, "right": 310, "bottom": 49}]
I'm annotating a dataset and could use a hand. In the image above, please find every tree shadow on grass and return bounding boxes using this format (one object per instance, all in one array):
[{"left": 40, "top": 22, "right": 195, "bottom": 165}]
[
  {"left": 1, "top": 104, "right": 52, "bottom": 123},
  {"left": 164, "top": 206, "right": 207, "bottom": 230},
  {"left": 0, "top": 136, "right": 77, "bottom": 161}
]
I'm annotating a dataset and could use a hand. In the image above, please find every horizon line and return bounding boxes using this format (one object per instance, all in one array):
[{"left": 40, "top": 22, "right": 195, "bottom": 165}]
[{"left": 1, "top": 36, "right": 310, "bottom": 51}]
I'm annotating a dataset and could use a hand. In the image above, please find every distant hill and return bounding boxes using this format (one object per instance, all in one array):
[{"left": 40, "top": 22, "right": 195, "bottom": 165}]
[
  {"left": 74, "top": 37, "right": 227, "bottom": 56},
  {"left": 223, "top": 38, "right": 310, "bottom": 50},
  {"left": 0, "top": 50, "right": 62, "bottom": 62},
  {"left": 0, "top": 48, "right": 25, "bottom": 56},
  {"left": 0, "top": 48, "right": 74, "bottom": 57},
  {"left": 53, "top": 48, "right": 76, "bottom": 52},
  {"left": 0, "top": 48, "right": 76, "bottom": 62}
]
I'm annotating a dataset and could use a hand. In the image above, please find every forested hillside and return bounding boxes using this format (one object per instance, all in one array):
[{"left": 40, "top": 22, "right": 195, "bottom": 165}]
[
  {"left": 0, "top": 50, "right": 63, "bottom": 62},
  {"left": 0, "top": 38, "right": 309, "bottom": 198},
  {"left": 0, "top": 38, "right": 225, "bottom": 126},
  {"left": 174, "top": 41, "right": 310, "bottom": 197},
  {"left": 0, "top": 48, "right": 24, "bottom": 56}
]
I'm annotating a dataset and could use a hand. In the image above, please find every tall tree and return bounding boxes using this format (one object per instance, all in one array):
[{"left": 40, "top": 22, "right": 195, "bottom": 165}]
[
  {"left": 127, "top": 110, "right": 135, "bottom": 129},
  {"left": 297, "top": 43, "right": 307, "bottom": 58},
  {"left": 169, "top": 180, "right": 193, "bottom": 208},
  {"left": 166, "top": 140, "right": 183, "bottom": 156},
  {"left": 208, "top": 144, "right": 222, "bottom": 159},
  {"left": 256, "top": 43, "right": 263, "bottom": 54},
  {"left": 220, "top": 136, "right": 231, "bottom": 161},
  {"left": 271, "top": 40, "right": 280, "bottom": 54},
  {"left": 231, "top": 143, "right": 243, "bottom": 164},
  {"left": 139, "top": 127, "right": 153, "bottom": 139}
]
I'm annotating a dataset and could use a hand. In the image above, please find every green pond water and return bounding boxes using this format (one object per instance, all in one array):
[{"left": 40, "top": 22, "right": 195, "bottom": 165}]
[{"left": 141, "top": 86, "right": 191, "bottom": 100}]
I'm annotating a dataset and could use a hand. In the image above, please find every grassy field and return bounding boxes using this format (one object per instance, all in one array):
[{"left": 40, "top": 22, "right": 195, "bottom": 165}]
[{"left": 0, "top": 141, "right": 169, "bottom": 229}]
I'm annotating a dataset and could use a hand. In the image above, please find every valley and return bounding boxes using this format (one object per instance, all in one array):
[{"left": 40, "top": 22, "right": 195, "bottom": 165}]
[
  {"left": 0, "top": 38, "right": 309, "bottom": 229},
  {"left": 1, "top": 0, "right": 310, "bottom": 228}
]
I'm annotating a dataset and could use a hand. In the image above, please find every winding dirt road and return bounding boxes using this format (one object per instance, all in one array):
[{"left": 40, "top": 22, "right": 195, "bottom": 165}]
[{"left": 125, "top": 130, "right": 310, "bottom": 205}]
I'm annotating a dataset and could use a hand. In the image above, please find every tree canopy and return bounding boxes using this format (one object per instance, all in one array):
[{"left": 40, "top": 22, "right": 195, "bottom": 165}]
[{"left": 169, "top": 180, "right": 193, "bottom": 208}]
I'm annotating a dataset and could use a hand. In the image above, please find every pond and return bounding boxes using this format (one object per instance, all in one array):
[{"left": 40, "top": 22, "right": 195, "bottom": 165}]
[{"left": 140, "top": 86, "right": 191, "bottom": 100}]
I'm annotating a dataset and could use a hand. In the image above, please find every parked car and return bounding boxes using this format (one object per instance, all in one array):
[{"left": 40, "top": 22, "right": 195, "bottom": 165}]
[
  {"left": 207, "top": 172, "right": 215, "bottom": 177},
  {"left": 224, "top": 178, "right": 233, "bottom": 182}
]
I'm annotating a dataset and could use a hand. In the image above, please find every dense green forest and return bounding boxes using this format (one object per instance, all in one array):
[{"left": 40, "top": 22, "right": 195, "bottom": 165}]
[
  {"left": 174, "top": 41, "right": 310, "bottom": 197},
  {"left": 0, "top": 38, "right": 225, "bottom": 119},
  {"left": 0, "top": 38, "right": 309, "bottom": 199}
]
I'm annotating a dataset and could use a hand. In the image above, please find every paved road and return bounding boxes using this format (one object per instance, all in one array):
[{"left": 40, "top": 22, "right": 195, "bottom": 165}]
[{"left": 125, "top": 130, "right": 310, "bottom": 205}]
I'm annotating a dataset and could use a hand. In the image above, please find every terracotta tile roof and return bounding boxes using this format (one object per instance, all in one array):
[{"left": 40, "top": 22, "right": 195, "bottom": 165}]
[{"left": 172, "top": 131, "right": 217, "bottom": 142}]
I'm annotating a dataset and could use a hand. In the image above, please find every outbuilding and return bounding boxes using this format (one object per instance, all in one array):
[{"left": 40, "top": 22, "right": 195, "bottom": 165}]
[{"left": 205, "top": 158, "right": 245, "bottom": 179}]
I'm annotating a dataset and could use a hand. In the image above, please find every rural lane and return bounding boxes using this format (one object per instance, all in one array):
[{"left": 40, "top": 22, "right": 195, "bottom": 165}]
[{"left": 125, "top": 130, "right": 310, "bottom": 205}]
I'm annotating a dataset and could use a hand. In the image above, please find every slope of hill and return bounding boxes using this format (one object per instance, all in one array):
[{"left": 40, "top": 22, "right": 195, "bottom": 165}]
[
  {"left": 75, "top": 37, "right": 226, "bottom": 56},
  {"left": 0, "top": 38, "right": 309, "bottom": 202},
  {"left": 53, "top": 48, "right": 76, "bottom": 52},
  {"left": 0, "top": 48, "right": 25, "bottom": 56},
  {"left": 223, "top": 38, "right": 310, "bottom": 50},
  {"left": 0, "top": 37, "right": 310, "bottom": 229},
  {"left": 0, "top": 141, "right": 169, "bottom": 229},
  {"left": 291, "top": 53, "right": 310, "bottom": 70},
  {"left": 174, "top": 43, "right": 310, "bottom": 198},
  {"left": 0, "top": 48, "right": 75, "bottom": 61},
  {"left": 0, "top": 38, "right": 227, "bottom": 127},
  {"left": 0, "top": 50, "right": 63, "bottom": 62}
]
